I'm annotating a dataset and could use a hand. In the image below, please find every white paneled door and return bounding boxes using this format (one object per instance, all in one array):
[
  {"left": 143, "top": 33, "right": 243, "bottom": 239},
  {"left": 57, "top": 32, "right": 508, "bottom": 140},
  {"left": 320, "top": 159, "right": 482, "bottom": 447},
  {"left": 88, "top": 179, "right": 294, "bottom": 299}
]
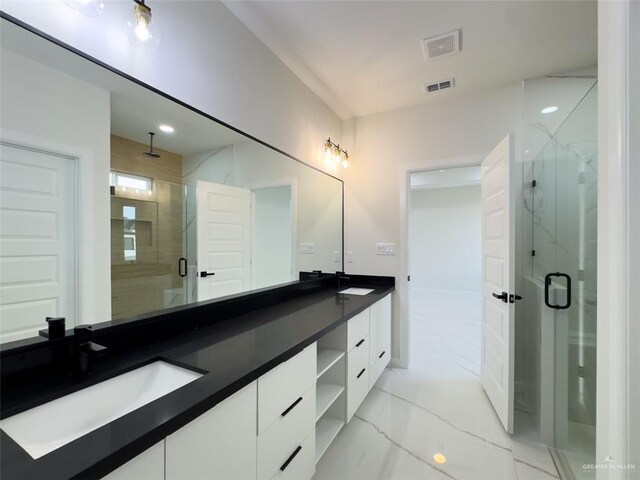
[
  {"left": 0, "top": 142, "right": 77, "bottom": 342},
  {"left": 196, "top": 181, "right": 251, "bottom": 301},
  {"left": 480, "top": 134, "right": 515, "bottom": 434}
]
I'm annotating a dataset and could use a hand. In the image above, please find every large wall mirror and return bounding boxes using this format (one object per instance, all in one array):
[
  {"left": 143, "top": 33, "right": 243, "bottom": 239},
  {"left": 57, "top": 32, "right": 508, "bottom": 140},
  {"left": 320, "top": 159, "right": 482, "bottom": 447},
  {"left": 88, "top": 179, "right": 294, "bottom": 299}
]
[{"left": 0, "top": 17, "right": 343, "bottom": 343}]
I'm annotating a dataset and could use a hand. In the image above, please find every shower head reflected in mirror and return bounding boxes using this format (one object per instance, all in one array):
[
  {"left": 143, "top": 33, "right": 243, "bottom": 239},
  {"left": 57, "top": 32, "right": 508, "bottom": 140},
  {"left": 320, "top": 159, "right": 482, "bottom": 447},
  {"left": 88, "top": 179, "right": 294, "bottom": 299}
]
[{"left": 143, "top": 132, "right": 161, "bottom": 158}]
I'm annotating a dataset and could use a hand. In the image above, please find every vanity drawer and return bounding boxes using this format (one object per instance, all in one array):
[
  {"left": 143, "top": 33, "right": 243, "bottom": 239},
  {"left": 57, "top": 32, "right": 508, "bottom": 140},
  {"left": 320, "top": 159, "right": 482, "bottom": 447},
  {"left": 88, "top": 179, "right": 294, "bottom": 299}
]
[
  {"left": 258, "top": 384, "right": 315, "bottom": 480},
  {"left": 347, "top": 335, "right": 369, "bottom": 386},
  {"left": 347, "top": 367, "right": 370, "bottom": 422},
  {"left": 347, "top": 309, "right": 370, "bottom": 351},
  {"left": 258, "top": 343, "right": 316, "bottom": 434},
  {"left": 270, "top": 429, "right": 315, "bottom": 480},
  {"left": 370, "top": 350, "right": 389, "bottom": 389}
]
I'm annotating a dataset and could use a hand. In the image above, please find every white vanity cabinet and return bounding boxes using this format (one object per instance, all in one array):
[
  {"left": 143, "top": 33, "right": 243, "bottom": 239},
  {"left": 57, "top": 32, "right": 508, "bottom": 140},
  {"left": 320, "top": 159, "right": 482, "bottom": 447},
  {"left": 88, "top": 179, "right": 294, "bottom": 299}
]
[
  {"left": 99, "top": 293, "right": 392, "bottom": 480},
  {"left": 257, "top": 344, "right": 316, "bottom": 480},
  {"left": 369, "top": 294, "right": 392, "bottom": 389},
  {"left": 165, "top": 381, "right": 258, "bottom": 480},
  {"left": 346, "top": 309, "right": 371, "bottom": 422},
  {"left": 102, "top": 441, "right": 165, "bottom": 480}
]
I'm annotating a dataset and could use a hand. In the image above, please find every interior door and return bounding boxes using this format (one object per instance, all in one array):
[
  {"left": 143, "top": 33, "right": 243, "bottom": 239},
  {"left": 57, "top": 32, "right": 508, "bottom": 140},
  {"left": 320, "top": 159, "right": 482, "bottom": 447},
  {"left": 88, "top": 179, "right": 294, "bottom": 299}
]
[
  {"left": 480, "top": 134, "right": 516, "bottom": 433},
  {"left": 196, "top": 181, "right": 251, "bottom": 301},
  {"left": 0, "top": 142, "right": 76, "bottom": 342}
]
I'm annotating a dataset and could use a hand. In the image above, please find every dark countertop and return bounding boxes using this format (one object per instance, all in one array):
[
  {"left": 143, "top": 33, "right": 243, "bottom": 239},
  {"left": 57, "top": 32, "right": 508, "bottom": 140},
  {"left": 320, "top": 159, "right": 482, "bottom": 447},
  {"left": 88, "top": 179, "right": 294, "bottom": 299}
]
[{"left": 0, "top": 281, "right": 394, "bottom": 480}]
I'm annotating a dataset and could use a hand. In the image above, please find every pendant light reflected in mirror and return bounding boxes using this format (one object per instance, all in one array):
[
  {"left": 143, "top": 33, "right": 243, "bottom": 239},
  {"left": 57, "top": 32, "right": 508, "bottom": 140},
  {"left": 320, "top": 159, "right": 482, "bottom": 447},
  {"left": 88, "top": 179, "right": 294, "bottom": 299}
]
[
  {"left": 143, "top": 132, "right": 161, "bottom": 158},
  {"left": 64, "top": 0, "right": 104, "bottom": 17},
  {"left": 127, "top": 0, "right": 160, "bottom": 52}
]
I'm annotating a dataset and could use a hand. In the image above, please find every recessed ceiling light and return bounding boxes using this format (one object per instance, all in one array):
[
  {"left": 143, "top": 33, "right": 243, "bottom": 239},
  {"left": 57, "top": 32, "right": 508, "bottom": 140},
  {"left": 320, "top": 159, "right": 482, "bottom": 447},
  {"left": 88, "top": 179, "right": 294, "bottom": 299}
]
[
  {"left": 439, "top": 170, "right": 444, "bottom": 173},
  {"left": 541, "top": 106, "right": 558, "bottom": 114},
  {"left": 433, "top": 453, "right": 447, "bottom": 464},
  {"left": 159, "top": 124, "right": 175, "bottom": 133}
]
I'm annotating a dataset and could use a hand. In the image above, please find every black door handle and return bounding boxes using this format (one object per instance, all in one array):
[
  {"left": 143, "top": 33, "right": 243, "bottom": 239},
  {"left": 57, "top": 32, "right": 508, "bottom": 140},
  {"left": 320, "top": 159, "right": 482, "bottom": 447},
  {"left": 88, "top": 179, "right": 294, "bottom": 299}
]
[
  {"left": 178, "top": 257, "right": 187, "bottom": 277},
  {"left": 281, "top": 397, "right": 303, "bottom": 417},
  {"left": 356, "top": 339, "right": 365, "bottom": 347},
  {"left": 280, "top": 446, "right": 302, "bottom": 471},
  {"left": 357, "top": 368, "right": 366, "bottom": 379},
  {"left": 200, "top": 271, "right": 215, "bottom": 278},
  {"left": 544, "top": 272, "right": 571, "bottom": 309},
  {"left": 492, "top": 291, "right": 508, "bottom": 303},
  {"left": 509, "top": 294, "right": 523, "bottom": 303}
]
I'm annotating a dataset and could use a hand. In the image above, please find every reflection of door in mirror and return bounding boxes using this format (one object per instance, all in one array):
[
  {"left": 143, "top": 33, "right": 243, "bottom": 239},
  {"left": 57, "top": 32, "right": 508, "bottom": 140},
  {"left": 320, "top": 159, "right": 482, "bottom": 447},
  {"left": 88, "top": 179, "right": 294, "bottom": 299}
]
[
  {"left": 0, "top": 143, "right": 77, "bottom": 342},
  {"left": 110, "top": 135, "right": 187, "bottom": 320},
  {"left": 196, "top": 181, "right": 252, "bottom": 301}
]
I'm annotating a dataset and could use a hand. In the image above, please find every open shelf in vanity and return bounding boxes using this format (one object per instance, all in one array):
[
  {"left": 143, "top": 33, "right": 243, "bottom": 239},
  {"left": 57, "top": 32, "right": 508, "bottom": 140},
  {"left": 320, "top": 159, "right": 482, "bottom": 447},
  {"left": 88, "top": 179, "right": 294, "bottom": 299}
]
[{"left": 315, "top": 323, "right": 347, "bottom": 464}]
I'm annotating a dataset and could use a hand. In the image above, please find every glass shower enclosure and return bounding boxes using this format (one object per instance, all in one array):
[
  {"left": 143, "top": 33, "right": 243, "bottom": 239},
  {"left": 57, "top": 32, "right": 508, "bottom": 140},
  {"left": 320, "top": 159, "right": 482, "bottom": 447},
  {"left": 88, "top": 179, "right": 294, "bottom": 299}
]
[{"left": 530, "top": 83, "right": 597, "bottom": 478}]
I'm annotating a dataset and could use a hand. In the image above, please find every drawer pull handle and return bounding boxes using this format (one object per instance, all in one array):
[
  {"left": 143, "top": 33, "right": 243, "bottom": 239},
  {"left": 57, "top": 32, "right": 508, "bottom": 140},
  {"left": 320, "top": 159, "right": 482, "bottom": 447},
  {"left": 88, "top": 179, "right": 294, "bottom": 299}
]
[
  {"left": 280, "top": 445, "right": 302, "bottom": 471},
  {"left": 356, "top": 339, "right": 365, "bottom": 347},
  {"left": 357, "top": 368, "right": 366, "bottom": 379},
  {"left": 281, "top": 396, "right": 303, "bottom": 417},
  {"left": 378, "top": 350, "right": 386, "bottom": 359}
]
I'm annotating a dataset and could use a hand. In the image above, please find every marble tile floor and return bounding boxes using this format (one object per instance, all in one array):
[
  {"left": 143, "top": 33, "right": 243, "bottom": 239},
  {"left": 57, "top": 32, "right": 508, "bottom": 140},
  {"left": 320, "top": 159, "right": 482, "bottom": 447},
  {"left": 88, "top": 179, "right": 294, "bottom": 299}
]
[{"left": 314, "top": 290, "right": 560, "bottom": 480}]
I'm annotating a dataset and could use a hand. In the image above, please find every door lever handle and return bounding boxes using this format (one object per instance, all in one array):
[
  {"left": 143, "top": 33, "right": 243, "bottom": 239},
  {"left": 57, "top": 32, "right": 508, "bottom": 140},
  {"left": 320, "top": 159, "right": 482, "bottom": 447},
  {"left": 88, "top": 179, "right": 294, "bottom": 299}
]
[
  {"left": 509, "top": 294, "right": 523, "bottom": 303},
  {"left": 200, "top": 271, "right": 215, "bottom": 277},
  {"left": 492, "top": 291, "right": 508, "bottom": 303}
]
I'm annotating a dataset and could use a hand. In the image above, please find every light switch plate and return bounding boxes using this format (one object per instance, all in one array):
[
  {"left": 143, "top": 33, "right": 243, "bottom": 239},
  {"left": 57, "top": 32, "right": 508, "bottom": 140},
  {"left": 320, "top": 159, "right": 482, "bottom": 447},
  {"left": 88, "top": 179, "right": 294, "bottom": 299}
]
[
  {"left": 334, "top": 251, "right": 341, "bottom": 262},
  {"left": 376, "top": 243, "right": 396, "bottom": 255},
  {"left": 346, "top": 251, "right": 354, "bottom": 263},
  {"left": 299, "top": 243, "right": 315, "bottom": 254}
]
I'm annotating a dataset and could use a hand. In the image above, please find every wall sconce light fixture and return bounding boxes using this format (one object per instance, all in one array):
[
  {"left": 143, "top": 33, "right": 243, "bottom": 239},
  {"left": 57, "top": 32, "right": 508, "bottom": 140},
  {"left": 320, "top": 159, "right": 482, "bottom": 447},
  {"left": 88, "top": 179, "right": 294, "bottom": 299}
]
[
  {"left": 324, "top": 138, "right": 349, "bottom": 168},
  {"left": 127, "top": 0, "right": 160, "bottom": 51}
]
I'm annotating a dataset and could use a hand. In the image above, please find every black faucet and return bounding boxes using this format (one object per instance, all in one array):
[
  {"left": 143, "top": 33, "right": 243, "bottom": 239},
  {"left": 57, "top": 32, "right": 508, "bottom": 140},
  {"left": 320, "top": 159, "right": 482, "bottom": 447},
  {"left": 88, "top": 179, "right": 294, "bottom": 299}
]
[
  {"left": 74, "top": 325, "right": 107, "bottom": 375},
  {"left": 336, "top": 271, "right": 350, "bottom": 290}
]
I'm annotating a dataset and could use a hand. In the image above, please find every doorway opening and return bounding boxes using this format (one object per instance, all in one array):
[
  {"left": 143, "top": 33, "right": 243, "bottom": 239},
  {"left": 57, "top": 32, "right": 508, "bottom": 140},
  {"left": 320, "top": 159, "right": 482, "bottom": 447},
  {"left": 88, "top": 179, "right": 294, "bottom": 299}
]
[{"left": 408, "top": 166, "right": 482, "bottom": 378}]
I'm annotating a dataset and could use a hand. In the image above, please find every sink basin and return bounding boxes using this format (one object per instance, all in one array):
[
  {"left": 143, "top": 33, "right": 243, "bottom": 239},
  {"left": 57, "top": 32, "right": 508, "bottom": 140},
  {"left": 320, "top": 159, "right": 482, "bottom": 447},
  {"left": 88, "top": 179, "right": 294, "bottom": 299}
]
[
  {"left": 0, "top": 360, "right": 203, "bottom": 459},
  {"left": 339, "top": 287, "right": 375, "bottom": 295}
]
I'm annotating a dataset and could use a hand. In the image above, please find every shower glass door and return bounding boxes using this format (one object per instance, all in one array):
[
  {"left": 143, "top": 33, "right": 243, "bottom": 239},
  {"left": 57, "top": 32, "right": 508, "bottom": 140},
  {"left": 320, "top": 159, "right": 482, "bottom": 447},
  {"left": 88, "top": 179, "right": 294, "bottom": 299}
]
[
  {"left": 110, "top": 178, "right": 189, "bottom": 320},
  {"left": 532, "top": 83, "right": 597, "bottom": 478}
]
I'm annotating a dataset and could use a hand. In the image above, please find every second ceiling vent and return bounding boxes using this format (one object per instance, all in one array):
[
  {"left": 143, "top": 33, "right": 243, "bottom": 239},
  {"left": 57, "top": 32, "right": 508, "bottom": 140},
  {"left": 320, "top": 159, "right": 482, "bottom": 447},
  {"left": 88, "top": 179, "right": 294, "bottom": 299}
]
[
  {"left": 422, "top": 30, "right": 461, "bottom": 60},
  {"left": 425, "top": 77, "right": 456, "bottom": 94}
]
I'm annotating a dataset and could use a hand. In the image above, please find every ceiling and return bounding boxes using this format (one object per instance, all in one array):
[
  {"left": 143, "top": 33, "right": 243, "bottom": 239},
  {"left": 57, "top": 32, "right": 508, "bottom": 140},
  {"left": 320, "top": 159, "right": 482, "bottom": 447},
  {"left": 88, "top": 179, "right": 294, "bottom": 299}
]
[{"left": 224, "top": 0, "right": 598, "bottom": 119}]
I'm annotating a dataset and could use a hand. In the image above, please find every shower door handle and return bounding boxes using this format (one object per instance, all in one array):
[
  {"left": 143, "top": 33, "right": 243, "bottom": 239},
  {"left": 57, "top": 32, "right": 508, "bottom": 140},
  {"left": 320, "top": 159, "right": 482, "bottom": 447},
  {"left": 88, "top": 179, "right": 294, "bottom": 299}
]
[
  {"left": 178, "top": 257, "right": 187, "bottom": 277},
  {"left": 544, "top": 272, "right": 571, "bottom": 310}
]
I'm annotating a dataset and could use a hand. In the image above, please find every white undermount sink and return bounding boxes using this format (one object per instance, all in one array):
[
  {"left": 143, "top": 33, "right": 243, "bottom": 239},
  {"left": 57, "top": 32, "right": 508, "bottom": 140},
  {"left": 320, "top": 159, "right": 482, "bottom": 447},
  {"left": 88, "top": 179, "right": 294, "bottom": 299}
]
[
  {"left": 339, "top": 287, "right": 375, "bottom": 295},
  {"left": 0, "top": 360, "right": 203, "bottom": 459}
]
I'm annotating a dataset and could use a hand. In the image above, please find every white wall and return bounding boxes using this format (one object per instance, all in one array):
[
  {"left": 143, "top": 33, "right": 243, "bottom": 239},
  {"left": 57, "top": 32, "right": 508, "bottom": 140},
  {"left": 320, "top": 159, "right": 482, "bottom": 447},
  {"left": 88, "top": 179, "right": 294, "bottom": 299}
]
[
  {"left": 0, "top": 48, "right": 111, "bottom": 325},
  {"left": 1, "top": 1, "right": 343, "bottom": 177},
  {"left": 409, "top": 185, "right": 481, "bottom": 293},
  {"left": 342, "top": 83, "right": 523, "bottom": 365},
  {"left": 597, "top": 0, "right": 639, "bottom": 474}
]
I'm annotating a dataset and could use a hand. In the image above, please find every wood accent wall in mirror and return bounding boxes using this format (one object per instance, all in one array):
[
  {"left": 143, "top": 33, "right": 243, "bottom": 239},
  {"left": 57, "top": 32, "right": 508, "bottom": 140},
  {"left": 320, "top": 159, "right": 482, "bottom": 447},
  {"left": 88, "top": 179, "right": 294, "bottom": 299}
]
[{"left": 0, "top": 16, "right": 343, "bottom": 342}]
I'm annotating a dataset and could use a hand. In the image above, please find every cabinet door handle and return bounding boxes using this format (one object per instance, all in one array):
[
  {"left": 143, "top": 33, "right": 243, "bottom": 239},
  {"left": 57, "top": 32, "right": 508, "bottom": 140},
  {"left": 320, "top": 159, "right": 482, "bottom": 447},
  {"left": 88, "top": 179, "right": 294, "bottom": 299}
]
[
  {"left": 357, "top": 368, "right": 366, "bottom": 379},
  {"left": 378, "top": 350, "right": 386, "bottom": 359},
  {"left": 281, "top": 396, "right": 303, "bottom": 417},
  {"left": 280, "top": 445, "right": 302, "bottom": 471},
  {"left": 356, "top": 338, "right": 365, "bottom": 347}
]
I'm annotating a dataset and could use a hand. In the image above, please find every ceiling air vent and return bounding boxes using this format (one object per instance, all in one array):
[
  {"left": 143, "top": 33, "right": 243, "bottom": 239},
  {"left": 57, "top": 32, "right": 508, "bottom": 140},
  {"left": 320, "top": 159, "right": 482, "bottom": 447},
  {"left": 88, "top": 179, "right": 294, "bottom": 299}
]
[
  {"left": 424, "top": 77, "right": 456, "bottom": 94},
  {"left": 422, "top": 30, "right": 461, "bottom": 60}
]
